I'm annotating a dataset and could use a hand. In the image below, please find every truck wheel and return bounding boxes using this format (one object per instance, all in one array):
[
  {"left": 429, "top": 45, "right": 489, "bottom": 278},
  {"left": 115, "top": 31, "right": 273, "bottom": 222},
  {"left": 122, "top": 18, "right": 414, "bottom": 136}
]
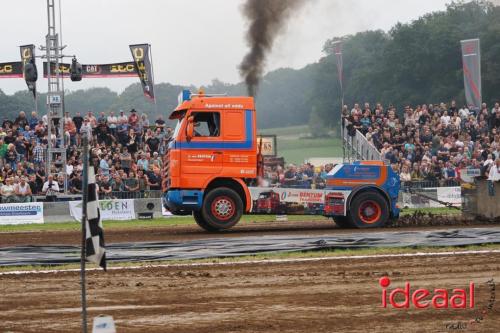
[
  {"left": 193, "top": 211, "right": 219, "bottom": 232},
  {"left": 332, "top": 216, "right": 352, "bottom": 228},
  {"left": 201, "top": 187, "right": 243, "bottom": 231},
  {"left": 348, "top": 191, "right": 389, "bottom": 228}
]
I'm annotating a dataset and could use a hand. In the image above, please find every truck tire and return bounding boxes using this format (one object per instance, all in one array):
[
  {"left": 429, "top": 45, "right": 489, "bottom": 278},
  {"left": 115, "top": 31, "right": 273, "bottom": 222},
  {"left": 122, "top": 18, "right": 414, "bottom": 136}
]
[
  {"left": 193, "top": 211, "right": 219, "bottom": 232},
  {"left": 332, "top": 216, "right": 352, "bottom": 228},
  {"left": 201, "top": 187, "right": 243, "bottom": 231},
  {"left": 348, "top": 191, "right": 389, "bottom": 228}
]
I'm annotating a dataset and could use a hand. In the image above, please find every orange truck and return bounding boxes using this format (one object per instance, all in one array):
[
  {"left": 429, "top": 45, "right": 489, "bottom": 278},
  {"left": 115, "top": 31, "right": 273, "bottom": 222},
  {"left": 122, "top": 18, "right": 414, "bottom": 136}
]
[{"left": 163, "top": 90, "right": 400, "bottom": 231}]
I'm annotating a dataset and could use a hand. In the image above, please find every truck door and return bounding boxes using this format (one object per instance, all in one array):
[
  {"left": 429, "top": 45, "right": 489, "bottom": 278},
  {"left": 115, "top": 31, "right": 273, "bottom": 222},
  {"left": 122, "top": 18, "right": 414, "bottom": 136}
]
[
  {"left": 180, "top": 111, "right": 223, "bottom": 175},
  {"left": 222, "top": 109, "right": 255, "bottom": 176}
]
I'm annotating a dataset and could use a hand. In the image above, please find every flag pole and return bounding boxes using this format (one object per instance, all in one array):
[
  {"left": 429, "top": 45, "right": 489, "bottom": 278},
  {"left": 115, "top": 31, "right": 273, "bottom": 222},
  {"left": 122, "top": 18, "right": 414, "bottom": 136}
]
[
  {"left": 149, "top": 44, "right": 158, "bottom": 115},
  {"left": 80, "top": 134, "right": 89, "bottom": 333}
]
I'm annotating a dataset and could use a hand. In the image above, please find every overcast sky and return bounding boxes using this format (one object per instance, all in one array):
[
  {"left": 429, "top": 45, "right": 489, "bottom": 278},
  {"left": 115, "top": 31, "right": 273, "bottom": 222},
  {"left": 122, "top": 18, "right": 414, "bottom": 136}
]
[{"left": 0, "top": 0, "right": 457, "bottom": 95}]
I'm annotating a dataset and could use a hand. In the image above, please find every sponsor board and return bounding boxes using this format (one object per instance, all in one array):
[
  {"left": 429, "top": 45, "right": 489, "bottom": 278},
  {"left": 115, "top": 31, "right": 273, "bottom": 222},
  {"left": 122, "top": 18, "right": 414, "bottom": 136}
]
[
  {"left": 460, "top": 168, "right": 481, "bottom": 183},
  {"left": 249, "top": 187, "right": 350, "bottom": 215},
  {"left": 0, "top": 202, "right": 44, "bottom": 225},
  {"left": 437, "top": 187, "right": 462, "bottom": 207},
  {"left": 400, "top": 187, "right": 462, "bottom": 209},
  {"left": 69, "top": 199, "right": 135, "bottom": 221}
]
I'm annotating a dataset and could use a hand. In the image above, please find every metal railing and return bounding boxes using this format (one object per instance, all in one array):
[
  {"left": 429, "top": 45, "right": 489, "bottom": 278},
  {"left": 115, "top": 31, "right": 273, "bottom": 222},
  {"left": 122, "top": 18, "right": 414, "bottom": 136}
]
[
  {"left": 342, "top": 120, "right": 382, "bottom": 161},
  {"left": 27, "top": 190, "right": 164, "bottom": 202}
]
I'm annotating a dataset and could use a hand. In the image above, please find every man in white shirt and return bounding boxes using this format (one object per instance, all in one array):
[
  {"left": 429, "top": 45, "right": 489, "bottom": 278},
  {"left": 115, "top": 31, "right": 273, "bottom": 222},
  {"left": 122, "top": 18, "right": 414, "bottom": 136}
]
[
  {"left": 459, "top": 106, "right": 470, "bottom": 119},
  {"left": 14, "top": 177, "right": 32, "bottom": 202},
  {"left": 42, "top": 174, "right": 60, "bottom": 201},
  {"left": 107, "top": 111, "right": 118, "bottom": 136},
  {"left": 487, "top": 159, "right": 500, "bottom": 196},
  {"left": 488, "top": 159, "right": 500, "bottom": 182},
  {"left": 1, "top": 177, "right": 16, "bottom": 203},
  {"left": 118, "top": 110, "right": 128, "bottom": 123},
  {"left": 440, "top": 111, "right": 451, "bottom": 126}
]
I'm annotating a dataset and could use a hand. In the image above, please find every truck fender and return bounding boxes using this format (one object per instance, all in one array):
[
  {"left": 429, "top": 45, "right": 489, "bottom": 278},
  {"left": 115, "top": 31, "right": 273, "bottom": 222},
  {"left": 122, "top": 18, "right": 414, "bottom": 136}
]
[
  {"left": 232, "top": 178, "right": 252, "bottom": 213},
  {"left": 347, "top": 185, "right": 392, "bottom": 213},
  {"left": 203, "top": 177, "right": 252, "bottom": 213}
]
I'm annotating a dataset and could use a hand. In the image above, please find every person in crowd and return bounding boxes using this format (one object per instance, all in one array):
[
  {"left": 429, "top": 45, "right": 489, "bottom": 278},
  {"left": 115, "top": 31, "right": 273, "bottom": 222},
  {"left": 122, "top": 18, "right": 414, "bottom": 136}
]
[
  {"left": 107, "top": 111, "right": 118, "bottom": 136},
  {"left": 137, "top": 152, "right": 149, "bottom": 171},
  {"left": 57, "top": 174, "right": 65, "bottom": 193},
  {"left": 128, "top": 109, "right": 139, "bottom": 131},
  {"left": 1, "top": 177, "right": 16, "bottom": 203},
  {"left": 42, "top": 174, "right": 59, "bottom": 201},
  {"left": 69, "top": 170, "right": 83, "bottom": 194},
  {"left": 80, "top": 118, "right": 93, "bottom": 140},
  {"left": 487, "top": 158, "right": 500, "bottom": 196},
  {"left": 283, "top": 164, "right": 297, "bottom": 186},
  {"left": 98, "top": 175, "right": 113, "bottom": 199},
  {"left": 124, "top": 171, "right": 139, "bottom": 196},
  {"left": 14, "top": 176, "right": 32, "bottom": 202}
]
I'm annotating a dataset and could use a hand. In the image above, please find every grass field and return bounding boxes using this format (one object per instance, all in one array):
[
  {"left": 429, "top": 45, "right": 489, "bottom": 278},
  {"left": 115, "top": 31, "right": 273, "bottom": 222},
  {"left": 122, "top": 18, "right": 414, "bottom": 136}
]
[{"left": 259, "top": 125, "right": 342, "bottom": 164}]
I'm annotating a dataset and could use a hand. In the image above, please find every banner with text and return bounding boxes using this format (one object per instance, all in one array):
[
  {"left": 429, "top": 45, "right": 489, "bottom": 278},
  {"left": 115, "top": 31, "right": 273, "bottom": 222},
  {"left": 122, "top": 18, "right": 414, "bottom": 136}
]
[
  {"left": 20, "top": 44, "right": 37, "bottom": 98},
  {"left": 461, "top": 39, "right": 482, "bottom": 111},
  {"left": 0, "top": 202, "right": 44, "bottom": 225},
  {"left": 43, "top": 61, "right": 138, "bottom": 78},
  {"left": 130, "top": 44, "right": 155, "bottom": 100},
  {"left": 0, "top": 61, "right": 23, "bottom": 78},
  {"left": 69, "top": 199, "right": 135, "bottom": 221}
]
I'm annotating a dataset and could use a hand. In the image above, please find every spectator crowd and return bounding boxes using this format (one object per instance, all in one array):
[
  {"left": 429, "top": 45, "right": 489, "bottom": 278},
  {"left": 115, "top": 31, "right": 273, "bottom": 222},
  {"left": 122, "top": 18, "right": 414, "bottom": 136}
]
[
  {"left": 0, "top": 109, "right": 172, "bottom": 203},
  {"left": 261, "top": 100, "right": 500, "bottom": 190},
  {"left": 343, "top": 100, "right": 500, "bottom": 186}
]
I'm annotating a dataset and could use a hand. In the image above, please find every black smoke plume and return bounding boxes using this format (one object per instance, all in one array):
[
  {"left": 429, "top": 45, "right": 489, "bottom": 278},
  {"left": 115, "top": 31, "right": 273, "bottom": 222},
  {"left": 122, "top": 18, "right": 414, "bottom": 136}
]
[{"left": 239, "top": 0, "right": 306, "bottom": 97}]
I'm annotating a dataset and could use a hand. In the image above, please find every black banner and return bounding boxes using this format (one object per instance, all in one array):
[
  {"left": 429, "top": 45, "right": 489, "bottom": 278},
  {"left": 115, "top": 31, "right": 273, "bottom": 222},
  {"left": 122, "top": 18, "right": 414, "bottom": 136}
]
[
  {"left": 0, "top": 61, "right": 23, "bottom": 78},
  {"left": 129, "top": 44, "right": 155, "bottom": 100},
  {"left": 43, "top": 61, "right": 138, "bottom": 78},
  {"left": 20, "top": 44, "right": 37, "bottom": 98}
]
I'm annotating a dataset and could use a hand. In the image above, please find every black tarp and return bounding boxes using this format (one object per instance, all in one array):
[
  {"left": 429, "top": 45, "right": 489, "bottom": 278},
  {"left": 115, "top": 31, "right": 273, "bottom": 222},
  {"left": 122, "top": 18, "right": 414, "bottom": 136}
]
[{"left": 1, "top": 228, "right": 499, "bottom": 267}]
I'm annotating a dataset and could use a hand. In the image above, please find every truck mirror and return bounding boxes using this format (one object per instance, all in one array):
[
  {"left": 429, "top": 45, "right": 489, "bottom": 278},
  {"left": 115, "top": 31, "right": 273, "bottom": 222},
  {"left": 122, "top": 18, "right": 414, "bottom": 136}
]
[{"left": 186, "top": 116, "right": 194, "bottom": 142}]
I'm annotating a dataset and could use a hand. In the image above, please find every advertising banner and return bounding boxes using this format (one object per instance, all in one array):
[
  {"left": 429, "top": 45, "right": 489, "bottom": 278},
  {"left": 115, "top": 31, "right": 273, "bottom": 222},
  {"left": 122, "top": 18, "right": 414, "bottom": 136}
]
[
  {"left": 0, "top": 202, "right": 44, "bottom": 225},
  {"left": 20, "top": 44, "right": 37, "bottom": 98},
  {"left": 459, "top": 168, "right": 481, "bottom": 183},
  {"left": 43, "top": 61, "right": 138, "bottom": 78},
  {"left": 248, "top": 187, "right": 346, "bottom": 215},
  {"left": 69, "top": 199, "right": 135, "bottom": 221},
  {"left": 437, "top": 187, "right": 462, "bottom": 207},
  {"left": 461, "top": 39, "right": 482, "bottom": 111},
  {"left": 129, "top": 44, "right": 155, "bottom": 100},
  {"left": 399, "top": 187, "right": 462, "bottom": 209},
  {"left": 0, "top": 61, "right": 23, "bottom": 78}
]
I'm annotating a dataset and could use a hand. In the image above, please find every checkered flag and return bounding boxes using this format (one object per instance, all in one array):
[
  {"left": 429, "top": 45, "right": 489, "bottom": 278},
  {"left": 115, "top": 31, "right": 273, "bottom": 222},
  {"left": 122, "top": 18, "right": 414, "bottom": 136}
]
[{"left": 85, "top": 164, "right": 106, "bottom": 270}]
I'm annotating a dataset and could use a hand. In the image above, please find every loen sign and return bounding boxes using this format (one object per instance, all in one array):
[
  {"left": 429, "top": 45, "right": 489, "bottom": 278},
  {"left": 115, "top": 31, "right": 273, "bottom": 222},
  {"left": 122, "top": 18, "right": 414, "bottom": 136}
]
[{"left": 69, "top": 199, "right": 136, "bottom": 221}]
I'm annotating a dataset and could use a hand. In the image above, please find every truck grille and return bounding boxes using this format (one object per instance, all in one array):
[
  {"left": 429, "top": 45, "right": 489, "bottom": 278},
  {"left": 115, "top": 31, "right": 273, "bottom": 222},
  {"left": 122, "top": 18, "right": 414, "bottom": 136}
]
[{"left": 162, "top": 150, "right": 170, "bottom": 191}]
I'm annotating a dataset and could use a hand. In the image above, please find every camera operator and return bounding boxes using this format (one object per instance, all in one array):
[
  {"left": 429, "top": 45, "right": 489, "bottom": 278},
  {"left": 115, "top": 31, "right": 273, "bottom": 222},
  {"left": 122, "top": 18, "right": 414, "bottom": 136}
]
[{"left": 42, "top": 174, "right": 59, "bottom": 202}]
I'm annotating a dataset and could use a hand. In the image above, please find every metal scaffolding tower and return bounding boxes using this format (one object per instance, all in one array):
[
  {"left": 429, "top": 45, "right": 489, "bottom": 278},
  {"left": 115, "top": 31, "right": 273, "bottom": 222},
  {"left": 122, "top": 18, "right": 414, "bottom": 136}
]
[{"left": 41, "top": 0, "right": 67, "bottom": 192}]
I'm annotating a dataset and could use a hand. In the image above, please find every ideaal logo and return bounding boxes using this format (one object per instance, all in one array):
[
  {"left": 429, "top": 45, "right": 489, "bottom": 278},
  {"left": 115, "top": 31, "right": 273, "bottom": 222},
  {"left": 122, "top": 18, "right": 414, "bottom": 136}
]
[
  {"left": 379, "top": 277, "right": 496, "bottom": 330},
  {"left": 379, "top": 277, "right": 475, "bottom": 309}
]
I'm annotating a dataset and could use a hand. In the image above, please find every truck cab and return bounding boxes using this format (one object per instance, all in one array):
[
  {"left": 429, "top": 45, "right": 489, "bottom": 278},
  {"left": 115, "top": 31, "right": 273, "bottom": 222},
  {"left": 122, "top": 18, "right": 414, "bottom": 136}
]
[{"left": 163, "top": 90, "right": 257, "bottom": 231}]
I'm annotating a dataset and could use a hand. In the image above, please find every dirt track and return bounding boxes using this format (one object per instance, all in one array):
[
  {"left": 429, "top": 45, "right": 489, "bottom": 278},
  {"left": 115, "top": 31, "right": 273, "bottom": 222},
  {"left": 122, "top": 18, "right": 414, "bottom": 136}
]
[
  {"left": 0, "top": 220, "right": 497, "bottom": 247},
  {"left": 1, "top": 252, "right": 499, "bottom": 332}
]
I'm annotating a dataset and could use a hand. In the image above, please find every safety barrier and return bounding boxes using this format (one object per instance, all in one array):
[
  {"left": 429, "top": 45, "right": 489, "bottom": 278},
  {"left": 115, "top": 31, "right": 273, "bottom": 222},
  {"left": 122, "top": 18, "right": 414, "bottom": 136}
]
[{"left": 342, "top": 120, "right": 382, "bottom": 161}]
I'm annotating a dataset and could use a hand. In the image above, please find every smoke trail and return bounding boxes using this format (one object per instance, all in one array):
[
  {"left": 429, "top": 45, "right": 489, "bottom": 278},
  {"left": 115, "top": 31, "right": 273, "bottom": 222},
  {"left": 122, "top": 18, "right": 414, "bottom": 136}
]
[{"left": 239, "top": 0, "right": 306, "bottom": 97}]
